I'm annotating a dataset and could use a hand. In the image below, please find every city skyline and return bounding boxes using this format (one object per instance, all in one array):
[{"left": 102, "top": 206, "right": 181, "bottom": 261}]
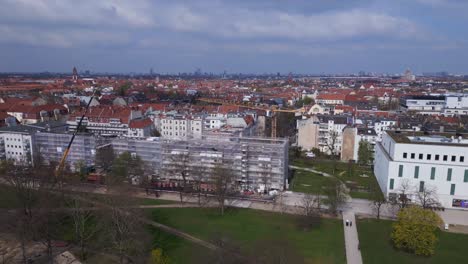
[{"left": 1, "top": 0, "right": 468, "bottom": 74}]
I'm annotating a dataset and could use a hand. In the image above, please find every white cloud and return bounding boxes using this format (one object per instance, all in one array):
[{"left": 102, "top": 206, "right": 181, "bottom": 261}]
[
  {"left": 149, "top": 5, "right": 420, "bottom": 40},
  {"left": 0, "top": 1, "right": 422, "bottom": 48},
  {"left": 0, "top": 0, "right": 155, "bottom": 27},
  {"left": 0, "top": 25, "right": 130, "bottom": 48}
]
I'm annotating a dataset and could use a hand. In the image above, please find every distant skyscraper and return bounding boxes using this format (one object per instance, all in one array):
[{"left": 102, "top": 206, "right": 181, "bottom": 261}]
[
  {"left": 72, "top": 67, "right": 78, "bottom": 81},
  {"left": 150, "top": 68, "right": 154, "bottom": 76}
]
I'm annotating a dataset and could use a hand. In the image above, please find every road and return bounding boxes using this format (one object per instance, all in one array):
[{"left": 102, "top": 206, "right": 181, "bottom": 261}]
[{"left": 67, "top": 183, "right": 468, "bottom": 226}]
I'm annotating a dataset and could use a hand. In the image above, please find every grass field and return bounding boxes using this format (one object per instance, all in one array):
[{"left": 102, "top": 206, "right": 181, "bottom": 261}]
[
  {"left": 358, "top": 218, "right": 468, "bottom": 264},
  {"left": 291, "top": 157, "right": 379, "bottom": 199},
  {"left": 148, "top": 208, "right": 346, "bottom": 264},
  {"left": 290, "top": 169, "right": 334, "bottom": 194}
]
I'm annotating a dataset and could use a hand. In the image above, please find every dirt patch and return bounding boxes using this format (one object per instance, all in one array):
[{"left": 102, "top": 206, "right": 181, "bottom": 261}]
[{"left": 0, "top": 233, "right": 46, "bottom": 263}]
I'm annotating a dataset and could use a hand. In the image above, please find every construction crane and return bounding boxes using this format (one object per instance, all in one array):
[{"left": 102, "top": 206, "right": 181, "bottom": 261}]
[
  {"left": 55, "top": 88, "right": 98, "bottom": 179},
  {"left": 196, "top": 98, "right": 306, "bottom": 138}
]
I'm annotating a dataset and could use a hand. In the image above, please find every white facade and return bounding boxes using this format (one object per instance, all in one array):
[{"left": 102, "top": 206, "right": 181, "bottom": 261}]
[
  {"left": 204, "top": 117, "right": 226, "bottom": 129},
  {"left": 0, "top": 132, "right": 34, "bottom": 165},
  {"left": 373, "top": 120, "right": 397, "bottom": 140},
  {"left": 400, "top": 96, "right": 445, "bottom": 114},
  {"left": 159, "top": 116, "right": 204, "bottom": 140},
  {"left": 444, "top": 94, "right": 468, "bottom": 116},
  {"left": 374, "top": 131, "right": 468, "bottom": 210}
]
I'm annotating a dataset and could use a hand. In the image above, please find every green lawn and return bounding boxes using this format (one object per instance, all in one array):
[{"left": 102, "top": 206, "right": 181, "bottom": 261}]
[
  {"left": 291, "top": 158, "right": 380, "bottom": 199},
  {"left": 148, "top": 208, "right": 346, "bottom": 264},
  {"left": 290, "top": 169, "right": 334, "bottom": 194},
  {"left": 358, "top": 218, "right": 468, "bottom": 264}
]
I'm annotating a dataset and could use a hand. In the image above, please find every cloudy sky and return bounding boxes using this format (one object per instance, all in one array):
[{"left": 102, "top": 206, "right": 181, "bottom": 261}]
[{"left": 0, "top": 0, "right": 467, "bottom": 74}]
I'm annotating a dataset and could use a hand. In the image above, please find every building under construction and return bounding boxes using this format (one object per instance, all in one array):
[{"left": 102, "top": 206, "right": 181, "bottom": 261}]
[
  {"left": 111, "top": 136, "right": 289, "bottom": 191},
  {"left": 26, "top": 130, "right": 289, "bottom": 191}
]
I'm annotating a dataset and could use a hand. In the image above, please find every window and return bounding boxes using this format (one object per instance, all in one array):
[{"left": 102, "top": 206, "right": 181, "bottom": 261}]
[
  {"left": 452, "top": 156, "right": 456, "bottom": 162},
  {"left": 450, "top": 184, "right": 456, "bottom": 195},
  {"left": 427, "top": 154, "right": 432, "bottom": 160},
  {"left": 435, "top": 155, "right": 440, "bottom": 161},
  {"left": 419, "top": 154, "right": 423, "bottom": 160},
  {"left": 431, "top": 167, "right": 436, "bottom": 180},
  {"left": 465, "top": 170, "right": 468, "bottom": 183},
  {"left": 419, "top": 181, "right": 425, "bottom": 192},
  {"left": 414, "top": 166, "right": 419, "bottom": 179},
  {"left": 461, "top": 156, "right": 465, "bottom": 162},
  {"left": 403, "top": 152, "right": 407, "bottom": 159},
  {"left": 447, "top": 168, "right": 452, "bottom": 181},
  {"left": 443, "top": 155, "right": 448, "bottom": 161},
  {"left": 389, "top": 179, "right": 394, "bottom": 190},
  {"left": 411, "top": 153, "right": 415, "bottom": 159},
  {"left": 398, "top": 165, "right": 404, "bottom": 177}
]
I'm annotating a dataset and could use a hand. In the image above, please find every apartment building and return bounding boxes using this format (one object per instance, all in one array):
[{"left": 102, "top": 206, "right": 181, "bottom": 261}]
[
  {"left": 157, "top": 114, "right": 203, "bottom": 139},
  {"left": 111, "top": 136, "right": 289, "bottom": 191},
  {"left": 374, "top": 131, "right": 468, "bottom": 209},
  {"left": 67, "top": 106, "right": 153, "bottom": 138},
  {"left": 297, "top": 115, "right": 349, "bottom": 154},
  {"left": 0, "top": 121, "right": 68, "bottom": 165},
  {"left": 341, "top": 127, "right": 378, "bottom": 161}
]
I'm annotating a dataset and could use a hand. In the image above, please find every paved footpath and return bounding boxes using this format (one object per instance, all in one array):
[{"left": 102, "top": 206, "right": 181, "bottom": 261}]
[{"left": 342, "top": 211, "right": 363, "bottom": 264}]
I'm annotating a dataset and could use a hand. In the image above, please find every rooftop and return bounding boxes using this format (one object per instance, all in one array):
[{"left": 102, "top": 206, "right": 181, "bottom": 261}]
[{"left": 387, "top": 130, "right": 468, "bottom": 147}]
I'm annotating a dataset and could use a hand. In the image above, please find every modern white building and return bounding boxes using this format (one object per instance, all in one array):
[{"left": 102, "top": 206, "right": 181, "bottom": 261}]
[
  {"left": 374, "top": 131, "right": 468, "bottom": 209},
  {"left": 444, "top": 94, "right": 468, "bottom": 116},
  {"left": 400, "top": 95, "right": 445, "bottom": 114}
]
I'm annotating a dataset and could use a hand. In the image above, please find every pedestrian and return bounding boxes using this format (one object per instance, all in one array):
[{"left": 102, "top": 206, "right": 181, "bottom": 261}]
[
  {"left": 350, "top": 221, "right": 353, "bottom": 227},
  {"left": 346, "top": 219, "right": 349, "bottom": 226}
]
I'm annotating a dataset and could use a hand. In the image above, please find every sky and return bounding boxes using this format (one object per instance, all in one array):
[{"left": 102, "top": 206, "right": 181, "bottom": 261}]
[{"left": 0, "top": 0, "right": 467, "bottom": 74}]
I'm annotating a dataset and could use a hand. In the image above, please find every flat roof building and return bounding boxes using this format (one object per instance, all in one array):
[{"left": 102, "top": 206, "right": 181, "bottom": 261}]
[{"left": 374, "top": 130, "right": 468, "bottom": 209}]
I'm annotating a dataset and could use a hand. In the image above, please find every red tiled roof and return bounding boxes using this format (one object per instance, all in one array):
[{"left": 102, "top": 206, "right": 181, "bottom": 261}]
[
  {"left": 129, "top": 118, "right": 153, "bottom": 129},
  {"left": 218, "top": 105, "right": 240, "bottom": 114},
  {"left": 317, "top": 93, "right": 346, "bottom": 101},
  {"left": 70, "top": 105, "right": 133, "bottom": 124}
]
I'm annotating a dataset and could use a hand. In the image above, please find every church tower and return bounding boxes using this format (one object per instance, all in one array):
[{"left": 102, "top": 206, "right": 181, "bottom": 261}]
[{"left": 72, "top": 67, "right": 78, "bottom": 81}]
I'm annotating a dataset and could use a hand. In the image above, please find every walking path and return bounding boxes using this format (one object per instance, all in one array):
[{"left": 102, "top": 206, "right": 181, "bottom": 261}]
[
  {"left": 342, "top": 211, "right": 363, "bottom": 264},
  {"left": 289, "top": 165, "right": 333, "bottom": 177}
]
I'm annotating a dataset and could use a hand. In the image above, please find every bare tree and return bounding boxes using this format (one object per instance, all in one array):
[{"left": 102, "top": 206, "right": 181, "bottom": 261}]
[
  {"left": 323, "top": 179, "right": 347, "bottom": 215},
  {"left": 416, "top": 185, "right": 441, "bottom": 209},
  {"left": 259, "top": 161, "right": 272, "bottom": 194},
  {"left": 168, "top": 151, "right": 191, "bottom": 203},
  {"left": 0, "top": 161, "right": 60, "bottom": 264},
  {"left": 325, "top": 130, "right": 340, "bottom": 175},
  {"left": 297, "top": 194, "right": 322, "bottom": 231},
  {"left": 95, "top": 144, "right": 115, "bottom": 173},
  {"left": 190, "top": 162, "right": 210, "bottom": 207},
  {"left": 68, "top": 196, "right": 101, "bottom": 261},
  {"left": 102, "top": 187, "right": 149, "bottom": 264},
  {"left": 396, "top": 179, "right": 413, "bottom": 209},
  {"left": 369, "top": 183, "right": 386, "bottom": 220},
  {"left": 212, "top": 162, "right": 235, "bottom": 216}
]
